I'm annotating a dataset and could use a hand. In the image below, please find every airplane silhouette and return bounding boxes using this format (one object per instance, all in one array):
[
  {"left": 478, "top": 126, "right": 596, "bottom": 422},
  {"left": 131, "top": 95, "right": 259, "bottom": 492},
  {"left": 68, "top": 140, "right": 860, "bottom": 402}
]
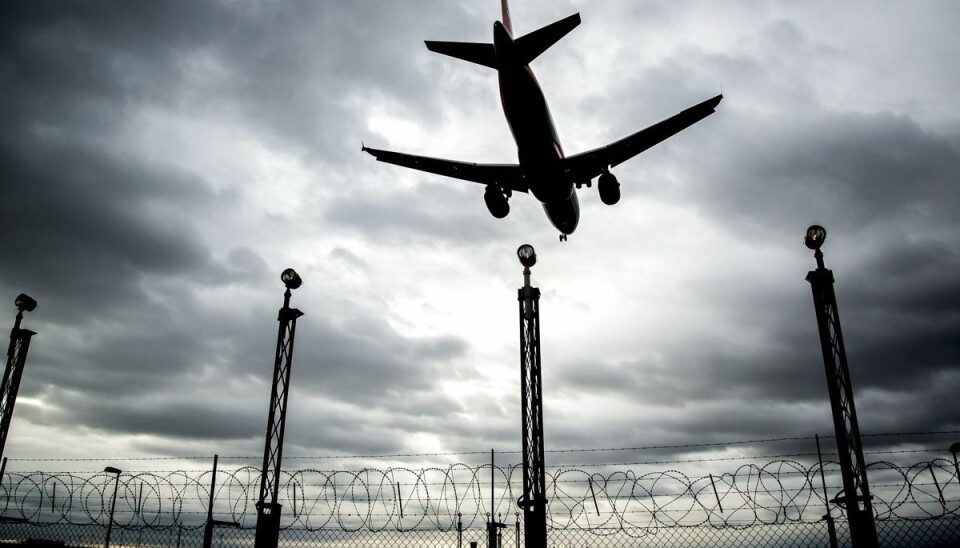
[{"left": 363, "top": 1, "right": 722, "bottom": 241}]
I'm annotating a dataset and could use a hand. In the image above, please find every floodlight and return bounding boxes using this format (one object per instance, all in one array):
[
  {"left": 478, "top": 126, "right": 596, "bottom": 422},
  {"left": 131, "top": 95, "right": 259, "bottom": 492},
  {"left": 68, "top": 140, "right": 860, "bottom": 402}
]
[
  {"left": 517, "top": 244, "right": 537, "bottom": 268},
  {"left": 104, "top": 466, "right": 122, "bottom": 475},
  {"left": 281, "top": 268, "right": 302, "bottom": 290},
  {"left": 14, "top": 294, "right": 37, "bottom": 312},
  {"left": 804, "top": 225, "right": 827, "bottom": 250}
]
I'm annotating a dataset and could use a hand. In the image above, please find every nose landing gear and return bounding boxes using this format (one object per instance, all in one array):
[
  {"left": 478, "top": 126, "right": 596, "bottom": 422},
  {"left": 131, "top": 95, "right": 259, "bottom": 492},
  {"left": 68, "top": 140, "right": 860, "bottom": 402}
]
[{"left": 559, "top": 233, "right": 568, "bottom": 242}]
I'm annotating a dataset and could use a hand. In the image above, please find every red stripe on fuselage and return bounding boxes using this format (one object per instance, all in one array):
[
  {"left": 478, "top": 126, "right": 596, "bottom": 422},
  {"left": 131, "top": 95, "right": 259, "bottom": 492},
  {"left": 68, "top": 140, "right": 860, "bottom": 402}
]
[{"left": 501, "top": 0, "right": 513, "bottom": 34}]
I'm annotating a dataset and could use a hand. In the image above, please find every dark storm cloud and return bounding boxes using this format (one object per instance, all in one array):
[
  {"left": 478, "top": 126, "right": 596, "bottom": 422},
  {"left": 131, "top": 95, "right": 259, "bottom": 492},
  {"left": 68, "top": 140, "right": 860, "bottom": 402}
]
[
  {"left": 29, "top": 322, "right": 211, "bottom": 397},
  {"left": 837, "top": 236, "right": 960, "bottom": 398},
  {"left": 590, "top": 19, "right": 960, "bottom": 450},
  {"left": 281, "top": 392, "right": 477, "bottom": 457},
  {"left": 688, "top": 109, "right": 960, "bottom": 236},
  {"left": 295, "top": 313, "right": 469, "bottom": 401},
  {"left": 0, "top": 139, "right": 224, "bottom": 323},
  {"left": 2, "top": 0, "right": 958, "bottom": 470},
  {"left": 0, "top": 0, "right": 270, "bottom": 325},
  {"left": 24, "top": 272, "right": 474, "bottom": 449},
  {"left": 0, "top": 1, "right": 230, "bottom": 135},
  {"left": 556, "top": 337, "right": 821, "bottom": 410},
  {"left": 0, "top": 0, "right": 482, "bottom": 452},
  {"left": 16, "top": 290, "right": 473, "bottom": 449},
  {"left": 845, "top": 237, "right": 960, "bottom": 317},
  {"left": 0, "top": 0, "right": 466, "bottom": 169},
  {"left": 284, "top": 418, "right": 409, "bottom": 457},
  {"left": 30, "top": 394, "right": 259, "bottom": 441}
]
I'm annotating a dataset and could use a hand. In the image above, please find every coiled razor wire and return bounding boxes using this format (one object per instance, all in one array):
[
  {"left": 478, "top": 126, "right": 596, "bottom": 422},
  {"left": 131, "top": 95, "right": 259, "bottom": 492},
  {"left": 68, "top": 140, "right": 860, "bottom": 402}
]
[{"left": 0, "top": 458, "right": 957, "bottom": 538}]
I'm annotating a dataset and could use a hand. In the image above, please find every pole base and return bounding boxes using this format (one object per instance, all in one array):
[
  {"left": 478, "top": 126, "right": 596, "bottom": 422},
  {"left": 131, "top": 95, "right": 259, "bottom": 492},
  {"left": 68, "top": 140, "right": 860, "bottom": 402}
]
[{"left": 254, "top": 502, "right": 282, "bottom": 548}]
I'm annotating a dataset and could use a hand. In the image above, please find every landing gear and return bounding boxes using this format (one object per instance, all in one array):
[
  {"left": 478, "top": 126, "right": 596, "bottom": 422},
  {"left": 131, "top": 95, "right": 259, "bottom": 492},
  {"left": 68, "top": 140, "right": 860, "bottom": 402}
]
[{"left": 559, "top": 233, "right": 568, "bottom": 242}]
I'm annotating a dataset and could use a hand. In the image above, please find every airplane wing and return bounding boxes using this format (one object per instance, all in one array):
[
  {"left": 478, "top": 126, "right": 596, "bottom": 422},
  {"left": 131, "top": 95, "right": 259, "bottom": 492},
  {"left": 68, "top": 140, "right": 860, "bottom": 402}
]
[
  {"left": 362, "top": 146, "right": 529, "bottom": 193},
  {"left": 563, "top": 94, "right": 723, "bottom": 182}
]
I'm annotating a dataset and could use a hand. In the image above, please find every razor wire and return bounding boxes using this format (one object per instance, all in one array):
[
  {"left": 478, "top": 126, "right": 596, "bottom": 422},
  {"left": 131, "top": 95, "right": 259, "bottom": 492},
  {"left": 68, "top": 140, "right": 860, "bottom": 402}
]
[{"left": 0, "top": 457, "right": 958, "bottom": 535}]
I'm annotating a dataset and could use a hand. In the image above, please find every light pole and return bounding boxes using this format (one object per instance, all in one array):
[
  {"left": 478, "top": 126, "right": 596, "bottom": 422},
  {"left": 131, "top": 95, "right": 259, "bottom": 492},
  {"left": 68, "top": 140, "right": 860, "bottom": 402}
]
[
  {"left": 104, "top": 466, "right": 122, "bottom": 548},
  {"left": 0, "top": 294, "right": 38, "bottom": 461},
  {"left": 255, "top": 268, "right": 304, "bottom": 548},
  {"left": 804, "top": 225, "right": 878, "bottom": 548},
  {"left": 516, "top": 244, "right": 546, "bottom": 548}
]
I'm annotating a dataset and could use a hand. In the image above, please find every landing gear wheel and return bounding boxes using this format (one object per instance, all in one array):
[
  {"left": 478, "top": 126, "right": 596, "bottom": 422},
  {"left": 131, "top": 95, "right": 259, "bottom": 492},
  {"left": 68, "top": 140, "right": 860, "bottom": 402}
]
[{"left": 559, "top": 233, "right": 568, "bottom": 242}]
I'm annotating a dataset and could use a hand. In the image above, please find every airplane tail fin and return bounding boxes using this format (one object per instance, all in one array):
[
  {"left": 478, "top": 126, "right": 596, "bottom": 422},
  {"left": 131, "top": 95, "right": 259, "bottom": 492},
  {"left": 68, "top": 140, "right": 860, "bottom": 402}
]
[
  {"left": 515, "top": 13, "right": 580, "bottom": 65},
  {"left": 424, "top": 9, "right": 580, "bottom": 69},
  {"left": 424, "top": 41, "right": 497, "bottom": 69}
]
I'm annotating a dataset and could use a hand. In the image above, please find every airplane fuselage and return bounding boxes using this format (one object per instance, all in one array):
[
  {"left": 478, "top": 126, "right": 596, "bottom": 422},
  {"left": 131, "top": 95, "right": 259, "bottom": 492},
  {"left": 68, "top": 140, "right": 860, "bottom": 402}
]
[{"left": 493, "top": 21, "right": 580, "bottom": 236}]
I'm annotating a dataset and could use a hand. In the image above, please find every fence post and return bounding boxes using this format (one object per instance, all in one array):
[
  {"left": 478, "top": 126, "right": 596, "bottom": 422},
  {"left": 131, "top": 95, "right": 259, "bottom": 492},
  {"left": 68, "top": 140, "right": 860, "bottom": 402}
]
[
  {"left": 816, "top": 435, "right": 839, "bottom": 548},
  {"left": 515, "top": 512, "right": 520, "bottom": 548},
  {"left": 203, "top": 454, "right": 219, "bottom": 548}
]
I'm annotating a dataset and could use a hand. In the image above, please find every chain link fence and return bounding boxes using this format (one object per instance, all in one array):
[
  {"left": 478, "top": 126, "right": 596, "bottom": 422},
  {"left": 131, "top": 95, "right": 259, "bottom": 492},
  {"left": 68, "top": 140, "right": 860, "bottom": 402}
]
[
  {"left": 2, "top": 518, "right": 960, "bottom": 547},
  {"left": 1, "top": 442, "right": 958, "bottom": 547}
]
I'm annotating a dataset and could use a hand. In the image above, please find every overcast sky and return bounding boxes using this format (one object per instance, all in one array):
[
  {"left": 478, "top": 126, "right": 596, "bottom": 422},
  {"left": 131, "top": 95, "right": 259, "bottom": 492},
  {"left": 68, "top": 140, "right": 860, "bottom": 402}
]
[{"left": 1, "top": 0, "right": 958, "bottom": 471}]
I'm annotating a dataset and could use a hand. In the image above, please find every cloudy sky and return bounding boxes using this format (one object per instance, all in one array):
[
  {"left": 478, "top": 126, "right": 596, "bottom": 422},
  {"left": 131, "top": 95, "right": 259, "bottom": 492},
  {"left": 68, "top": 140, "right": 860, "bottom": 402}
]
[{"left": 1, "top": 0, "right": 958, "bottom": 470}]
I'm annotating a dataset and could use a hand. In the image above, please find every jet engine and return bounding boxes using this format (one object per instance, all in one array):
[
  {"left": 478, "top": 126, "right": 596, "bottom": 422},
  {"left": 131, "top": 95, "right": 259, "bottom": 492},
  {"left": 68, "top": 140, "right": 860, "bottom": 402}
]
[
  {"left": 598, "top": 170, "right": 621, "bottom": 205},
  {"left": 484, "top": 184, "right": 510, "bottom": 218}
]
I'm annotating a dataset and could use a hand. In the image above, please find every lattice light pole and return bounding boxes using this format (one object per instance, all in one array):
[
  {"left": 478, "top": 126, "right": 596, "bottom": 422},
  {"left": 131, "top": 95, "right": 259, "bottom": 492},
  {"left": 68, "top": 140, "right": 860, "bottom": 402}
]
[
  {"left": 804, "top": 225, "right": 878, "bottom": 548},
  {"left": 516, "top": 244, "right": 546, "bottom": 548},
  {"left": 255, "top": 269, "right": 304, "bottom": 548},
  {"left": 0, "top": 293, "right": 38, "bottom": 461}
]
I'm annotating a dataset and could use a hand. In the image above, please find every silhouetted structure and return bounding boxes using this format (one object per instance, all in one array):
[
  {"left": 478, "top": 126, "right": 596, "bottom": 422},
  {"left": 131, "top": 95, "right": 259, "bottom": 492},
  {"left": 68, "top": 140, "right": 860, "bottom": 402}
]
[
  {"left": 486, "top": 450, "right": 507, "bottom": 548},
  {"left": 255, "top": 269, "right": 304, "bottom": 548},
  {"left": 516, "top": 245, "right": 546, "bottom": 548},
  {"left": 804, "top": 226, "right": 878, "bottom": 548},
  {"left": 815, "top": 434, "right": 840, "bottom": 548},
  {"left": 102, "top": 467, "right": 121, "bottom": 548},
  {"left": 203, "top": 455, "right": 240, "bottom": 548},
  {"left": 0, "top": 294, "right": 37, "bottom": 461}
]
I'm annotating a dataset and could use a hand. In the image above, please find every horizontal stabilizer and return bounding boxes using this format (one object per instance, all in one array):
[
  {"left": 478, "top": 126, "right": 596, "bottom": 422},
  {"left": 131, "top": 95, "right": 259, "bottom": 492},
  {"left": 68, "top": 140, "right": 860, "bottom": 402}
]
[
  {"left": 515, "top": 13, "right": 580, "bottom": 65},
  {"left": 425, "top": 40, "right": 497, "bottom": 69}
]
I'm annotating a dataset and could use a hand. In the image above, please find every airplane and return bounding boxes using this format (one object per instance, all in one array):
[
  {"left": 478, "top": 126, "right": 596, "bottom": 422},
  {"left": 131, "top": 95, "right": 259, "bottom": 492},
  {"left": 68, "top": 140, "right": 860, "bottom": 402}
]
[{"left": 363, "top": 0, "right": 722, "bottom": 241}]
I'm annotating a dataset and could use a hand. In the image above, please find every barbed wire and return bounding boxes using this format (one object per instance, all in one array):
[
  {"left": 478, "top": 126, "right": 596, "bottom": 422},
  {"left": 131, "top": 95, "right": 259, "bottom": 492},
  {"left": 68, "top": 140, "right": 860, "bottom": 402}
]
[
  {"left": 1, "top": 455, "right": 957, "bottom": 535},
  {"left": 7, "top": 429, "right": 958, "bottom": 463}
]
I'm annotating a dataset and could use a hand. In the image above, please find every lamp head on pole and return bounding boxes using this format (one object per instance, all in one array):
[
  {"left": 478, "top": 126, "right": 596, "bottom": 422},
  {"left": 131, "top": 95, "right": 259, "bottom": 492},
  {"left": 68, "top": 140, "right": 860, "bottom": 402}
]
[
  {"left": 14, "top": 294, "right": 37, "bottom": 313},
  {"left": 281, "top": 268, "right": 303, "bottom": 290},
  {"left": 517, "top": 244, "right": 537, "bottom": 270},
  {"left": 804, "top": 225, "right": 827, "bottom": 251},
  {"left": 104, "top": 466, "right": 122, "bottom": 475}
]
